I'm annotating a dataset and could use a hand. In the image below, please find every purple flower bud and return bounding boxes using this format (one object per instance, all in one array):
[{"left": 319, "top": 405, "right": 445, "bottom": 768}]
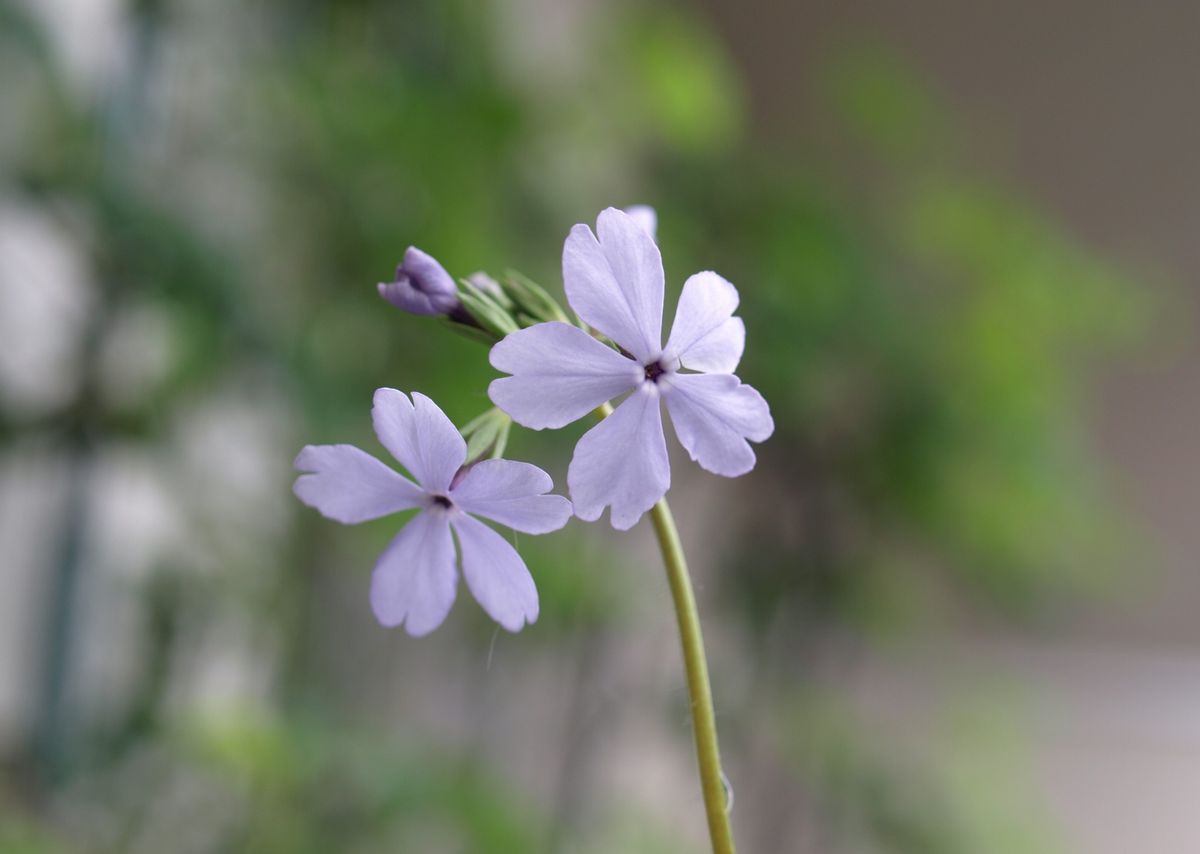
[
  {"left": 378, "top": 247, "right": 461, "bottom": 316},
  {"left": 465, "top": 271, "right": 503, "bottom": 299}
]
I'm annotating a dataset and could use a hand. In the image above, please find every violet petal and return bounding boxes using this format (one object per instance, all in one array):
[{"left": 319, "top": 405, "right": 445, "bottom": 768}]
[
  {"left": 451, "top": 459, "right": 573, "bottom": 534},
  {"left": 488, "top": 321, "right": 640, "bottom": 430},
  {"left": 452, "top": 513, "right": 539, "bottom": 632},
  {"left": 370, "top": 510, "right": 458, "bottom": 636},
  {"left": 568, "top": 383, "right": 670, "bottom": 530},
  {"left": 562, "top": 207, "right": 664, "bottom": 362},
  {"left": 293, "top": 444, "right": 425, "bottom": 524},
  {"left": 661, "top": 372, "right": 773, "bottom": 477},
  {"left": 664, "top": 271, "right": 745, "bottom": 374},
  {"left": 372, "top": 388, "right": 467, "bottom": 493}
]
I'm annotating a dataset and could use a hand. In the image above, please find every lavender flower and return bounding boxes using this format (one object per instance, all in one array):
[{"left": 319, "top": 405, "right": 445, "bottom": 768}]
[
  {"left": 488, "top": 207, "right": 773, "bottom": 530},
  {"left": 293, "top": 389, "right": 572, "bottom": 635},
  {"left": 378, "top": 246, "right": 461, "bottom": 316}
]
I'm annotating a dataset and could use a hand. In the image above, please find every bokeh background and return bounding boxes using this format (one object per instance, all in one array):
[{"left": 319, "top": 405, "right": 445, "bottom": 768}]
[{"left": 1, "top": 1, "right": 1196, "bottom": 851}]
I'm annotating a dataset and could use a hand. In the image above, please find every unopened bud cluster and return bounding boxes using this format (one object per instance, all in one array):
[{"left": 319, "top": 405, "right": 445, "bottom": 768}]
[{"left": 379, "top": 247, "right": 571, "bottom": 342}]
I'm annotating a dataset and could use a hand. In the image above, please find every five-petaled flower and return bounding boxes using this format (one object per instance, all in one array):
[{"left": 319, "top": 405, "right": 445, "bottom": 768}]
[
  {"left": 293, "top": 389, "right": 572, "bottom": 636},
  {"left": 488, "top": 207, "right": 774, "bottom": 530}
]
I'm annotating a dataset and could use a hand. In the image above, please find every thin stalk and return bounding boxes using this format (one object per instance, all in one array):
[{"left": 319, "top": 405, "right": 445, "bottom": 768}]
[
  {"left": 649, "top": 498, "right": 736, "bottom": 854},
  {"left": 590, "top": 400, "right": 735, "bottom": 851}
]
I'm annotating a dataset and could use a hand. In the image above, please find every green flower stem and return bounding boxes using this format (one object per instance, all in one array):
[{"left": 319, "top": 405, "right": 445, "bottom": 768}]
[
  {"left": 591, "top": 400, "right": 735, "bottom": 853},
  {"left": 649, "top": 497, "right": 736, "bottom": 854}
]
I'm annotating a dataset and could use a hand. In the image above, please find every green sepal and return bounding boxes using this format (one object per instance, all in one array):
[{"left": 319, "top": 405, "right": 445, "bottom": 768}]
[
  {"left": 457, "top": 278, "right": 520, "bottom": 337},
  {"left": 442, "top": 317, "right": 500, "bottom": 345},
  {"left": 461, "top": 407, "right": 513, "bottom": 463},
  {"left": 503, "top": 269, "right": 571, "bottom": 324}
]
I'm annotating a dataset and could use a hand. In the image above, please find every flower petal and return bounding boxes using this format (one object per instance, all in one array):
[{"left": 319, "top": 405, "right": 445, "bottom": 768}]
[
  {"left": 372, "top": 388, "right": 467, "bottom": 493},
  {"left": 378, "top": 279, "right": 445, "bottom": 316},
  {"left": 664, "top": 271, "right": 745, "bottom": 374},
  {"left": 293, "top": 444, "right": 425, "bottom": 524},
  {"left": 450, "top": 459, "right": 573, "bottom": 534},
  {"left": 661, "top": 373, "right": 774, "bottom": 477},
  {"left": 568, "top": 384, "right": 670, "bottom": 530},
  {"left": 623, "top": 204, "right": 657, "bottom": 241},
  {"left": 370, "top": 510, "right": 458, "bottom": 636},
  {"left": 562, "top": 207, "right": 665, "bottom": 361},
  {"left": 489, "top": 322, "right": 640, "bottom": 429},
  {"left": 452, "top": 513, "right": 539, "bottom": 632}
]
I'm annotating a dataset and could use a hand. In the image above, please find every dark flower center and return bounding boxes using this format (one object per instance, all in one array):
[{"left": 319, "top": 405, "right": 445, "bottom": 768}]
[
  {"left": 644, "top": 360, "right": 666, "bottom": 382},
  {"left": 431, "top": 494, "right": 453, "bottom": 509}
]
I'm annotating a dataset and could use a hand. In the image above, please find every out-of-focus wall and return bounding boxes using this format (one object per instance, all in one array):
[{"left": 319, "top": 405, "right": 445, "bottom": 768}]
[{"left": 700, "top": 2, "right": 1200, "bottom": 851}]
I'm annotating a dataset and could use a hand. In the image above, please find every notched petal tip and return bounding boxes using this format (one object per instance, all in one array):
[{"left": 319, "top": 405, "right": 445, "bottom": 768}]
[
  {"left": 373, "top": 386, "right": 405, "bottom": 406},
  {"left": 665, "top": 271, "right": 745, "bottom": 373},
  {"left": 371, "top": 387, "right": 467, "bottom": 492},
  {"left": 370, "top": 512, "right": 458, "bottom": 636},
  {"left": 410, "top": 390, "right": 436, "bottom": 411},
  {"left": 662, "top": 374, "right": 773, "bottom": 479},
  {"left": 563, "top": 210, "right": 665, "bottom": 362},
  {"left": 496, "top": 597, "right": 539, "bottom": 633}
]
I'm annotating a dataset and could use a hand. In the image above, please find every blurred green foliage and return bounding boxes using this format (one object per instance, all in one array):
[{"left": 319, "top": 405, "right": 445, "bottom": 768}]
[
  {"left": 783, "top": 688, "right": 1060, "bottom": 854},
  {"left": 664, "top": 54, "right": 1146, "bottom": 630}
]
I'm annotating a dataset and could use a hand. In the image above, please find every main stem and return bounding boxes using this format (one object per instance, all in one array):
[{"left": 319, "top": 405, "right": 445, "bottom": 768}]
[
  {"left": 650, "top": 498, "right": 736, "bottom": 854},
  {"left": 590, "top": 401, "right": 734, "bottom": 851}
]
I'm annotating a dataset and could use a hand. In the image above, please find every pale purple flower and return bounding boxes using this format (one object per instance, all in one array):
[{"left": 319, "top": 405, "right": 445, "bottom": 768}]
[
  {"left": 378, "top": 246, "right": 460, "bottom": 316},
  {"left": 488, "top": 207, "right": 774, "bottom": 530},
  {"left": 293, "top": 389, "right": 572, "bottom": 636}
]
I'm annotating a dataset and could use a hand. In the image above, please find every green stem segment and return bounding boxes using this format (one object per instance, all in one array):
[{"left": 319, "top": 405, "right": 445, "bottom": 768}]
[
  {"left": 649, "top": 498, "right": 737, "bottom": 854},
  {"left": 591, "top": 401, "right": 734, "bottom": 852}
]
